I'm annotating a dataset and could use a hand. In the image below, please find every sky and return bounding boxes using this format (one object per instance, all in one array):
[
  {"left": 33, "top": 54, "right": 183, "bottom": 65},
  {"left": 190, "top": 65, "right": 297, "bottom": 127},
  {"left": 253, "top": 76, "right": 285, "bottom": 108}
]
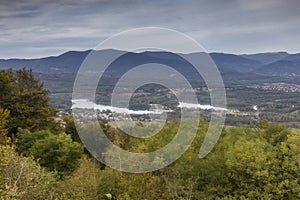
[{"left": 0, "top": 0, "right": 300, "bottom": 58}]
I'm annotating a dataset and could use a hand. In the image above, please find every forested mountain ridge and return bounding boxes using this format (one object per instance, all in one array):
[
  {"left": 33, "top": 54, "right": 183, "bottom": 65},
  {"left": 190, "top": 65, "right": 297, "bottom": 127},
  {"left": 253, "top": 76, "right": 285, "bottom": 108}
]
[{"left": 0, "top": 50, "right": 299, "bottom": 76}]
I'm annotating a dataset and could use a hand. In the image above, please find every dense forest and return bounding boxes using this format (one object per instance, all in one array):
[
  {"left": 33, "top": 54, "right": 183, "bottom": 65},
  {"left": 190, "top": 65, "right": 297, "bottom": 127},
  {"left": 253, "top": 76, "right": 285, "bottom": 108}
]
[{"left": 1, "top": 69, "right": 300, "bottom": 199}]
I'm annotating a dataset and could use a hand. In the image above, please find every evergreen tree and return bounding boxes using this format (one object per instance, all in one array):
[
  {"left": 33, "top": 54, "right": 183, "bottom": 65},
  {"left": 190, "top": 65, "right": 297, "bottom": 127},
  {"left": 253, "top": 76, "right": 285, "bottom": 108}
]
[{"left": 0, "top": 69, "right": 60, "bottom": 136}]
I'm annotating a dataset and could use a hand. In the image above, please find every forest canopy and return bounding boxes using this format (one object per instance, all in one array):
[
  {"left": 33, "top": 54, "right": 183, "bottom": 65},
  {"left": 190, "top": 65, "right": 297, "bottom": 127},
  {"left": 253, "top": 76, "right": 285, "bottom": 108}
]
[{"left": 0, "top": 69, "right": 300, "bottom": 199}]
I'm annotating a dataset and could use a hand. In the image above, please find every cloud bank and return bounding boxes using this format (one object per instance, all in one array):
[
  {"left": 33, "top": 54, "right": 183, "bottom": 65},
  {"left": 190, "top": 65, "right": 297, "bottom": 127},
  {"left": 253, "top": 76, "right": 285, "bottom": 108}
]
[{"left": 0, "top": 0, "right": 299, "bottom": 58}]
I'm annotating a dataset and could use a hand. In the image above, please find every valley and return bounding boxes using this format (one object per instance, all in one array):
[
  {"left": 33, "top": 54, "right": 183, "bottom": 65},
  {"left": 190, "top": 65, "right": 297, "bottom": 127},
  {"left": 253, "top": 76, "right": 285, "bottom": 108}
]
[{"left": 1, "top": 50, "right": 300, "bottom": 127}]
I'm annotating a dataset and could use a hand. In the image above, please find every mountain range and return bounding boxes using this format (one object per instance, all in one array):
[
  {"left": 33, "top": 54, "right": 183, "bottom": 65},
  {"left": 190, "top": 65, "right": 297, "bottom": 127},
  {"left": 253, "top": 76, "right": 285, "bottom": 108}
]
[
  {"left": 2, "top": 49, "right": 299, "bottom": 128},
  {"left": 0, "top": 50, "right": 299, "bottom": 77}
]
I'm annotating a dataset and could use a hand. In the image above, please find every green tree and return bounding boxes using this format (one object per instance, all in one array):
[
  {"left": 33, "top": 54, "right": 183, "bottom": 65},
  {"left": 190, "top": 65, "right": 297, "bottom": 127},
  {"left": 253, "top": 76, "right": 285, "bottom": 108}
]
[
  {"left": 16, "top": 129, "right": 83, "bottom": 176},
  {"left": 273, "top": 131, "right": 300, "bottom": 198},
  {"left": 0, "top": 69, "right": 60, "bottom": 136},
  {"left": 58, "top": 156, "right": 102, "bottom": 199},
  {"left": 225, "top": 136, "right": 273, "bottom": 198},
  {"left": 0, "top": 144, "right": 59, "bottom": 200},
  {"left": 15, "top": 128, "right": 50, "bottom": 155},
  {"left": 0, "top": 107, "right": 10, "bottom": 144},
  {"left": 262, "top": 122, "right": 289, "bottom": 146},
  {"left": 30, "top": 133, "right": 83, "bottom": 176},
  {"left": 224, "top": 125, "right": 300, "bottom": 199},
  {"left": 0, "top": 70, "right": 16, "bottom": 110},
  {"left": 63, "top": 115, "right": 81, "bottom": 143}
]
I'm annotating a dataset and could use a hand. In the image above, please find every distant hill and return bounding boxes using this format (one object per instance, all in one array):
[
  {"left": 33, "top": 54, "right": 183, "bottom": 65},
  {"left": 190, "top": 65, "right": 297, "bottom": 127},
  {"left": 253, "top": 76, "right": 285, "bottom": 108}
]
[
  {"left": 0, "top": 50, "right": 91, "bottom": 73},
  {"left": 210, "top": 53, "right": 262, "bottom": 72},
  {"left": 256, "top": 60, "right": 300, "bottom": 76},
  {"left": 241, "top": 52, "right": 289, "bottom": 64},
  {"left": 283, "top": 53, "right": 300, "bottom": 61},
  {"left": 0, "top": 49, "right": 299, "bottom": 76}
]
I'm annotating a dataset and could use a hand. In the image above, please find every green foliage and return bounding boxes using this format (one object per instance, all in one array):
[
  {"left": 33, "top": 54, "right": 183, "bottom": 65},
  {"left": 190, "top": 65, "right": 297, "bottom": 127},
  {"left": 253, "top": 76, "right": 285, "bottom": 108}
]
[
  {"left": 93, "top": 121, "right": 300, "bottom": 199},
  {"left": 58, "top": 156, "right": 102, "bottom": 199},
  {"left": 30, "top": 133, "right": 83, "bottom": 176},
  {"left": 63, "top": 115, "right": 81, "bottom": 143},
  {"left": 95, "top": 168, "right": 170, "bottom": 200},
  {"left": 223, "top": 124, "right": 300, "bottom": 199},
  {"left": 1, "top": 100, "right": 299, "bottom": 199},
  {"left": 263, "top": 122, "right": 289, "bottom": 146},
  {"left": 15, "top": 128, "right": 50, "bottom": 155},
  {"left": 0, "top": 107, "right": 10, "bottom": 144},
  {"left": 226, "top": 137, "right": 273, "bottom": 198},
  {"left": 0, "top": 69, "right": 60, "bottom": 136},
  {"left": 0, "top": 70, "right": 16, "bottom": 109},
  {"left": 0, "top": 144, "right": 58, "bottom": 200},
  {"left": 58, "top": 156, "right": 170, "bottom": 200},
  {"left": 62, "top": 120, "right": 299, "bottom": 199},
  {"left": 15, "top": 129, "right": 83, "bottom": 176}
]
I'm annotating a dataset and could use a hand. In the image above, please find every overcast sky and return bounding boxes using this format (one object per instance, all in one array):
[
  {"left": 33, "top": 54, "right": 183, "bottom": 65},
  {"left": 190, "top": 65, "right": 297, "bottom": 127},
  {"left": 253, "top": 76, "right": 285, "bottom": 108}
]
[{"left": 1, "top": 0, "right": 300, "bottom": 58}]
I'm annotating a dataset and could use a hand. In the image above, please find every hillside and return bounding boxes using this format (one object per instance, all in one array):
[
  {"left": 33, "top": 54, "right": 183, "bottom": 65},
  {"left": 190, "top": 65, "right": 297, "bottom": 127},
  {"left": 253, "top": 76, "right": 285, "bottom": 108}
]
[{"left": 0, "top": 50, "right": 299, "bottom": 77}]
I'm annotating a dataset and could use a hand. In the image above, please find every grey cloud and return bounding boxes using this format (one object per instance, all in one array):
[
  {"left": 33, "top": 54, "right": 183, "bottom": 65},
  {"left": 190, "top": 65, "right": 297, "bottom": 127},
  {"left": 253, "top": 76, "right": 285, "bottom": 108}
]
[{"left": 0, "top": 0, "right": 299, "bottom": 58}]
